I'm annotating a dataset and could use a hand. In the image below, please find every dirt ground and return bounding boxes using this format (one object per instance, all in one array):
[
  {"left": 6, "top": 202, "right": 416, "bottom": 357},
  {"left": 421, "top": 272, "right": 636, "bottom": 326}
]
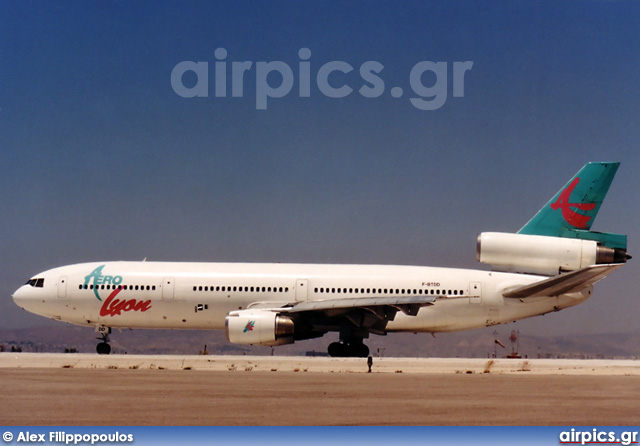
[{"left": 1, "top": 368, "right": 639, "bottom": 425}]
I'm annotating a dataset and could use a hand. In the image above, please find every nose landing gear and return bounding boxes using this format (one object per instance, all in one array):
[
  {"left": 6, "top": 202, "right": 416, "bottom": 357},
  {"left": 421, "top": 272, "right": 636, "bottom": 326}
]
[{"left": 95, "top": 326, "right": 111, "bottom": 355}]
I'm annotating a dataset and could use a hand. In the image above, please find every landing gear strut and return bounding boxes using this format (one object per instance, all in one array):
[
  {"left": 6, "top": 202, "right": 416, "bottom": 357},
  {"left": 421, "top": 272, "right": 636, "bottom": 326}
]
[{"left": 95, "top": 326, "right": 111, "bottom": 355}]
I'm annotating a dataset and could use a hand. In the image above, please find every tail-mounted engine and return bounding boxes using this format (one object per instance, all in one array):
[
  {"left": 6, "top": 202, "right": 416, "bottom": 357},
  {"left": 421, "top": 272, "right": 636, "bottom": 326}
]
[
  {"left": 225, "top": 309, "right": 295, "bottom": 346},
  {"left": 477, "top": 232, "right": 630, "bottom": 276}
]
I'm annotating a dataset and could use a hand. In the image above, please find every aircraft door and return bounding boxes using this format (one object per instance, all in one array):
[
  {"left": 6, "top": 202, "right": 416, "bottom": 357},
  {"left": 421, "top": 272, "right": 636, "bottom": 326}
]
[
  {"left": 469, "top": 282, "right": 481, "bottom": 303},
  {"left": 57, "top": 276, "right": 67, "bottom": 299},
  {"left": 295, "top": 279, "right": 308, "bottom": 301},
  {"left": 162, "top": 278, "right": 175, "bottom": 300}
]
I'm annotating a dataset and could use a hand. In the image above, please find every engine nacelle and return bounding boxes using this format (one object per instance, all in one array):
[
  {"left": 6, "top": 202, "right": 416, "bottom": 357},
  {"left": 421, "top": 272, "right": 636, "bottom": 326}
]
[
  {"left": 477, "top": 232, "right": 627, "bottom": 276},
  {"left": 225, "top": 309, "right": 295, "bottom": 346}
]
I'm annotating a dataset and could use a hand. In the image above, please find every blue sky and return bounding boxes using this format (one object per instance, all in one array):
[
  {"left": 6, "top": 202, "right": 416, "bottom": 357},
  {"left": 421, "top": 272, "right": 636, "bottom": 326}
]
[{"left": 1, "top": 1, "right": 639, "bottom": 336}]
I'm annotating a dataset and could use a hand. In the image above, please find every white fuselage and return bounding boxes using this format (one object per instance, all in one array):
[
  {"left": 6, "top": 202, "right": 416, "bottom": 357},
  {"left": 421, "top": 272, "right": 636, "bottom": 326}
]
[{"left": 12, "top": 261, "right": 590, "bottom": 333}]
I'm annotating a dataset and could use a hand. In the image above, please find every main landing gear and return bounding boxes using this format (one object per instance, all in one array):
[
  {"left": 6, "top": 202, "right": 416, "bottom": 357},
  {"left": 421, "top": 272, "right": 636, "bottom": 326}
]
[
  {"left": 96, "top": 326, "right": 111, "bottom": 355},
  {"left": 327, "top": 320, "right": 371, "bottom": 357},
  {"left": 328, "top": 340, "right": 370, "bottom": 358}
]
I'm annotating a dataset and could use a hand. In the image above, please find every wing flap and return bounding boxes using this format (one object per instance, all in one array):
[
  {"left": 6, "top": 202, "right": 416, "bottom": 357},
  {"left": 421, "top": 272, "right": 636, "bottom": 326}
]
[{"left": 503, "top": 264, "right": 623, "bottom": 299}]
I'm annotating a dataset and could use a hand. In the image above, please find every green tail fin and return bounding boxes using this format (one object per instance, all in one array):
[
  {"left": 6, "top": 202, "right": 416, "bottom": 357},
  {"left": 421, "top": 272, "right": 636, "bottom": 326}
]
[{"left": 518, "top": 162, "right": 626, "bottom": 249}]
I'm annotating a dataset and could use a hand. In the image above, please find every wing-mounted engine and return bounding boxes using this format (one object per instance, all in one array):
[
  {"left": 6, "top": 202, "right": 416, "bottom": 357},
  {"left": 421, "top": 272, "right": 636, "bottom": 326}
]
[
  {"left": 477, "top": 232, "right": 630, "bottom": 276},
  {"left": 225, "top": 309, "right": 295, "bottom": 346}
]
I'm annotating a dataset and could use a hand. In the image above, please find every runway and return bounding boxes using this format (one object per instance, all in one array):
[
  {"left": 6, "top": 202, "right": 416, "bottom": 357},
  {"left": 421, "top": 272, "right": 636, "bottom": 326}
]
[
  {"left": 2, "top": 353, "right": 640, "bottom": 374},
  {"left": 1, "top": 354, "right": 639, "bottom": 425}
]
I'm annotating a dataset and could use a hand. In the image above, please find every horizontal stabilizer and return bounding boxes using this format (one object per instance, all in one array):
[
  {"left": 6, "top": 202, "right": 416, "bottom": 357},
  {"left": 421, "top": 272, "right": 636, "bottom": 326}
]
[{"left": 503, "top": 264, "right": 623, "bottom": 299}]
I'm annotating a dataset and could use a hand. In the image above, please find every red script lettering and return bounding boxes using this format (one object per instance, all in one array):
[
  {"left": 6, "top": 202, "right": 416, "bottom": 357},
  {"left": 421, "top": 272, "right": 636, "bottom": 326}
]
[{"left": 99, "top": 288, "right": 152, "bottom": 317}]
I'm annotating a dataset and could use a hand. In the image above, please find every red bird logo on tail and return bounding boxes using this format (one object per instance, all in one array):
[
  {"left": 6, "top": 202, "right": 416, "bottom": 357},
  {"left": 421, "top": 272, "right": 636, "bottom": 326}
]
[{"left": 550, "top": 177, "right": 596, "bottom": 229}]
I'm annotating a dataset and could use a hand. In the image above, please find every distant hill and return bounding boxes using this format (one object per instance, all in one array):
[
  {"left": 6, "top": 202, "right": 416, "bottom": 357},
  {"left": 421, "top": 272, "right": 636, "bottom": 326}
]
[{"left": 2, "top": 325, "right": 639, "bottom": 359}]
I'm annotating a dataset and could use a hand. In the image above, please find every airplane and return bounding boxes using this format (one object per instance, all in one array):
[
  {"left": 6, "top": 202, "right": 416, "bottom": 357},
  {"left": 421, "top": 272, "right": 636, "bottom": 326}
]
[{"left": 12, "top": 162, "right": 631, "bottom": 357}]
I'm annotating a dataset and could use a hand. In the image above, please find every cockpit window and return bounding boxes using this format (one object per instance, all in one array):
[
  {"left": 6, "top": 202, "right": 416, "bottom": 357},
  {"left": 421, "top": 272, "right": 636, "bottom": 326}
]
[{"left": 25, "top": 278, "right": 45, "bottom": 287}]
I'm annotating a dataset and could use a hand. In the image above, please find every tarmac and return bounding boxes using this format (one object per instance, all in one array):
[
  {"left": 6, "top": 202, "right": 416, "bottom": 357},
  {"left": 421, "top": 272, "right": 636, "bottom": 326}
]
[{"left": 1, "top": 353, "right": 639, "bottom": 425}]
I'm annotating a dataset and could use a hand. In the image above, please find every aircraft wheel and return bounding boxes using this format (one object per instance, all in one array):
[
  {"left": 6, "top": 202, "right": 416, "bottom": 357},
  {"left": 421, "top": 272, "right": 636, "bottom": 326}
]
[
  {"left": 328, "top": 342, "right": 369, "bottom": 358},
  {"left": 328, "top": 342, "right": 346, "bottom": 357},
  {"left": 96, "top": 342, "right": 111, "bottom": 355},
  {"left": 353, "top": 343, "right": 369, "bottom": 358}
]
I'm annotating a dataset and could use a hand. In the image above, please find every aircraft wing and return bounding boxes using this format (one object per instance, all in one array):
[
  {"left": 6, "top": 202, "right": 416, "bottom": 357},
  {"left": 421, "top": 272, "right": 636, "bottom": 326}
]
[
  {"left": 248, "top": 295, "right": 435, "bottom": 315},
  {"left": 246, "top": 295, "right": 436, "bottom": 337},
  {"left": 285, "top": 295, "right": 436, "bottom": 316},
  {"left": 502, "top": 264, "right": 623, "bottom": 299}
]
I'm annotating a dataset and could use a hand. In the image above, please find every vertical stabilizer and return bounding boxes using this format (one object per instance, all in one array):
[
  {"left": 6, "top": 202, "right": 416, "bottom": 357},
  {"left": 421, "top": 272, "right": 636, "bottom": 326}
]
[{"left": 518, "top": 162, "right": 626, "bottom": 249}]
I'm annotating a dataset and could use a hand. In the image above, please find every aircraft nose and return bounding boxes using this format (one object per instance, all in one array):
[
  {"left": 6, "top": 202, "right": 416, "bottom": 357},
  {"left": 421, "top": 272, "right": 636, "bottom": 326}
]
[
  {"left": 12, "top": 285, "right": 35, "bottom": 311},
  {"left": 12, "top": 286, "right": 27, "bottom": 308}
]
